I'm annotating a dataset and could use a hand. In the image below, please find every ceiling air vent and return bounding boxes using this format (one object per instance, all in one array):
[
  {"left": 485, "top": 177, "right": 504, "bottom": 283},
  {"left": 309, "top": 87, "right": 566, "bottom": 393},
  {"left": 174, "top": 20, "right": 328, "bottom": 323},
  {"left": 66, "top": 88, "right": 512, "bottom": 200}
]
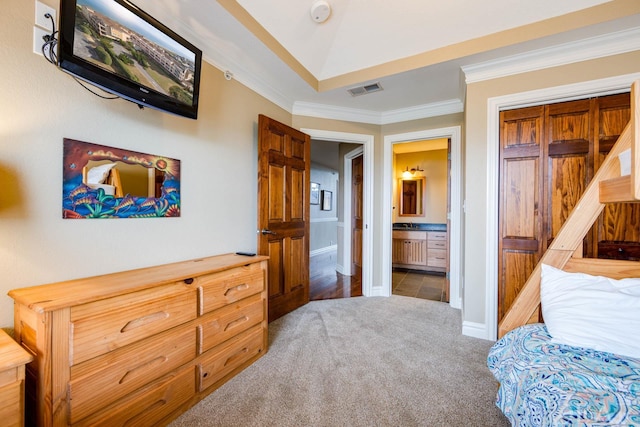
[{"left": 347, "top": 82, "right": 383, "bottom": 97}]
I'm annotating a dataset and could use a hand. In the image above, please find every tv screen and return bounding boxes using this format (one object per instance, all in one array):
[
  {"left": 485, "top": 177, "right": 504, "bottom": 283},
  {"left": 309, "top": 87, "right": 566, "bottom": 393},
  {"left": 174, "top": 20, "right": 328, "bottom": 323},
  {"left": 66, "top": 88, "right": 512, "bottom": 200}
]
[{"left": 58, "top": 0, "right": 202, "bottom": 119}]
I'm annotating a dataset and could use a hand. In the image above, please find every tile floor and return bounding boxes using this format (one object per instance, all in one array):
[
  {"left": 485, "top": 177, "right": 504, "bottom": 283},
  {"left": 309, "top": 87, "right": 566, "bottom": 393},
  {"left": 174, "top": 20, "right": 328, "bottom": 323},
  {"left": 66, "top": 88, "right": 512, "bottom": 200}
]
[{"left": 392, "top": 269, "right": 448, "bottom": 302}]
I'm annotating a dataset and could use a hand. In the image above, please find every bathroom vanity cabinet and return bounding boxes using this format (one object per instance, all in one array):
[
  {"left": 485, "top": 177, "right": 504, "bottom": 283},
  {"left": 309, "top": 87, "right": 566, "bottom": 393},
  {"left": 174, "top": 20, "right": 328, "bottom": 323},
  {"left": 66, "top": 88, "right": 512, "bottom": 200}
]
[{"left": 392, "top": 228, "right": 447, "bottom": 272}]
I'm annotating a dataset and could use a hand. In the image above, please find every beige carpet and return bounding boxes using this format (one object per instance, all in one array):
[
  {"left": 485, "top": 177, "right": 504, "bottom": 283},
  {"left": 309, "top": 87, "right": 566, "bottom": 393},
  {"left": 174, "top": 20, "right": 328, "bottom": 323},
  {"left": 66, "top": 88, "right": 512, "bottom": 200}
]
[{"left": 169, "top": 296, "right": 510, "bottom": 427}]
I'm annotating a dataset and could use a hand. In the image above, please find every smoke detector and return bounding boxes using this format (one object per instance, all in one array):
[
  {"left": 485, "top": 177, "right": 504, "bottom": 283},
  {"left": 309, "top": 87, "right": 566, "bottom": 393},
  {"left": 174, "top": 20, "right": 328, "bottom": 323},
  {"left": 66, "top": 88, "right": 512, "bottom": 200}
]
[{"left": 310, "top": 1, "right": 331, "bottom": 23}]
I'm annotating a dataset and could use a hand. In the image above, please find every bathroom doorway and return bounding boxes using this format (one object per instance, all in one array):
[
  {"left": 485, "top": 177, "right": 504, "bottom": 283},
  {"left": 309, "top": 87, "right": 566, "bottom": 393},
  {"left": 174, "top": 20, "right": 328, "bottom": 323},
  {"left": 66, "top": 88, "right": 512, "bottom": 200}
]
[
  {"left": 382, "top": 126, "right": 462, "bottom": 309},
  {"left": 391, "top": 141, "right": 449, "bottom": 302}
]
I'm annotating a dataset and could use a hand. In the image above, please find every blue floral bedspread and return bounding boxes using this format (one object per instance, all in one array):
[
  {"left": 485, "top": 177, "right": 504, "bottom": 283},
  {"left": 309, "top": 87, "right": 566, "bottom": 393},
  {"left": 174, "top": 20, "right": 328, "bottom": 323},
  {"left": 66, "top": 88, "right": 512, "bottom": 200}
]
[{"left": 488, "top": 324, "right": 640, "bottom": 426}]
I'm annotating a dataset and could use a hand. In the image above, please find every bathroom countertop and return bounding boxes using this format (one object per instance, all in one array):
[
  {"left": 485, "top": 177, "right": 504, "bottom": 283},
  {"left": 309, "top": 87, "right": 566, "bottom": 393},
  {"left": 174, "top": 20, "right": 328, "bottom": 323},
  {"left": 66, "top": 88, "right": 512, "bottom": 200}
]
[{"left": 392, "top": 223, "right": 446, "bottom": 231}]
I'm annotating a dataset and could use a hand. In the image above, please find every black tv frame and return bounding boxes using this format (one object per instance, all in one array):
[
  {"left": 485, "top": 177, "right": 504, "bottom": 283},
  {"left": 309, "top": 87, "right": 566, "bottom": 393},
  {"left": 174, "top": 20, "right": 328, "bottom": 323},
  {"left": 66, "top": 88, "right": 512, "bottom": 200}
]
[{"left": 58, "top": 0, "right": 202, "bottom": 119}]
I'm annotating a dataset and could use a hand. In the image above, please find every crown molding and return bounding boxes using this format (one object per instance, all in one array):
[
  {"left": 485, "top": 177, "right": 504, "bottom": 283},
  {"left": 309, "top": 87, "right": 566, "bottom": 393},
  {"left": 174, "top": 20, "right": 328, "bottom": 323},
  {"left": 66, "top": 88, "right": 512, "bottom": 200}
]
[
  {"left": 380, "top": 99, "right": 463, "bottom": 124},
  {"left": 293, "top": 99, "right": 463, "bottom": 125},
  {"left": 463, "top": 27, "right": 640, "bottom": 84},
  {"left": 292, "top": 102, "right": 381, "bottom": 124}
]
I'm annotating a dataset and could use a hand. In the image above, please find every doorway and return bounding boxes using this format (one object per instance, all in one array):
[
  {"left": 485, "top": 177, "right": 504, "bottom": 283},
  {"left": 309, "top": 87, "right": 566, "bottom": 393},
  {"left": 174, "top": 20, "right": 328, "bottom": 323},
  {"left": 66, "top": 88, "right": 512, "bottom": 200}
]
[
  {"left": 382, "top": 127, "right": 463, "bottom": 309},
  {"left": 391, "top": 141, "right": 449, "bottom": 302},
  {"left": 301, "top": 128, "right": 375, "bottom": 297},
  {"left": 308, "top": 140, "right": 363, "bottom": 300}
]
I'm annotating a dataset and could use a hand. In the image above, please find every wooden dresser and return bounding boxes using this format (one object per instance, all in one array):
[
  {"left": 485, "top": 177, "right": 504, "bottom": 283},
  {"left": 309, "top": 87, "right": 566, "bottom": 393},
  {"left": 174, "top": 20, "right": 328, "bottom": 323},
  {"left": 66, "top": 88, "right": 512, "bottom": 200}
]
[
  {"left": 8, "top": 253, "right": 268, "bottom": 427},
  {"left": 0, "top": 329, "right": 33, "bottom": 427}
]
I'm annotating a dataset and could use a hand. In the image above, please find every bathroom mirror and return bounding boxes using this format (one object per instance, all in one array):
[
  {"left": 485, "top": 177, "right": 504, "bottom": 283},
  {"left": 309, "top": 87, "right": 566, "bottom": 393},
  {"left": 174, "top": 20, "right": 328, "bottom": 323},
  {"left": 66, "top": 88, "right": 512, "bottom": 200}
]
[
  {"left": 398, "top": 177, "right": 426, "bottom": 216},
  {"left": 62, "top": 138, "right": 181, "bottom": 219}
]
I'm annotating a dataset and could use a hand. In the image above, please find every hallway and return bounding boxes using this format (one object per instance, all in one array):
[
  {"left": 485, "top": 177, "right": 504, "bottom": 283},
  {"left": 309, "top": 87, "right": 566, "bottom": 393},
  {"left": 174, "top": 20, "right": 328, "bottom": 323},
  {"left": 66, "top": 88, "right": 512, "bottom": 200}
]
[{"left": 309, "top": 250, "right": 362, "bottom": 300}]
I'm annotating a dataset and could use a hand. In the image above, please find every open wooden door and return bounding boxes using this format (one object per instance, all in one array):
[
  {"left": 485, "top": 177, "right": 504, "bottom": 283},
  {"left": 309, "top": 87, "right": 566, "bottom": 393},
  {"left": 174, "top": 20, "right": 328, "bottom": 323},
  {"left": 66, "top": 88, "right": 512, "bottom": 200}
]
[{"left": 257, "top": 115, "right": 310, "bottom": 322}]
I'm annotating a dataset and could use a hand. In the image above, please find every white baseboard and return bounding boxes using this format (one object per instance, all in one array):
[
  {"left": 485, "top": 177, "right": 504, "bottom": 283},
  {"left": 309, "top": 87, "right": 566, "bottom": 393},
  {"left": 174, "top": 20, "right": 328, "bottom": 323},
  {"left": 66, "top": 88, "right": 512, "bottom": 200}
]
[
  {"left": 310, "top": 245, "right": 338, "bottom": 258},
  {"left": 462, "top": 321, "right": 492, "bottom": 341},
  {"left": 369, "top": 286, "right": 391, "bottom": 297},
  {"left": 335, "top": 263, "right": 345, "bottom": 274}
]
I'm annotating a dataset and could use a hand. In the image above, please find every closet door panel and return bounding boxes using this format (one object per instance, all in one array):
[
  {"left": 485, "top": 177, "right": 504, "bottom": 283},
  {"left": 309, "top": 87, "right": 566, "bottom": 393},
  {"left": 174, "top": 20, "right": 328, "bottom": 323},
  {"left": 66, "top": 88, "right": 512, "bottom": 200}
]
[
  {"left": 548, "top": 156, "right": 587, "bottom": 239},
  {"left": 503, "top": 159, "right": 539, "bottom": 238},
  {"left": 596, "top": 93, "right": 638, "bottom": 258},
  {"left": 500, "top": 250, "right": 537, "bottom": 323},
  {"left": 498, "top": 107, "right": 544, "bottom": 323},
  {"left": 544, "top": 101, "right": 592, "bottom": 253}
]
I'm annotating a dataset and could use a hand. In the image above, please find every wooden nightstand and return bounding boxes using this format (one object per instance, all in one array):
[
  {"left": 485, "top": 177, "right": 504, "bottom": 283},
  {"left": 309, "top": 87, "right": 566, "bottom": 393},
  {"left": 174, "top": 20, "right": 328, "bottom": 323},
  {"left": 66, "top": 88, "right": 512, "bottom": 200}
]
[{"left": 0, "top": 329, "right": 33, "bottom": 427}]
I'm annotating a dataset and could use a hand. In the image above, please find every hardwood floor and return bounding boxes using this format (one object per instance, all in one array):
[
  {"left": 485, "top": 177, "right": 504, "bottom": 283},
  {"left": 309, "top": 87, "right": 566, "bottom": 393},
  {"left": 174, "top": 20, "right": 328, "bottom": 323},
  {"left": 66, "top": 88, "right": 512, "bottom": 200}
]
[{"left": 310, "top": 250, "right": 362, "bottom": 300}]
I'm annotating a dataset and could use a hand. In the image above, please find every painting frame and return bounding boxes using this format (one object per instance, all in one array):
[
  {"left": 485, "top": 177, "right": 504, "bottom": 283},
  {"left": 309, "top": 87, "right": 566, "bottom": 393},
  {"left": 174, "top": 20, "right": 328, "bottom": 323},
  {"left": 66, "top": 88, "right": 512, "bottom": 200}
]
[
  {"left": 321, "top": 190, "right": 332, "bottom": 211},
  {"left": 310, "top": 182, "right": 320, "bottom": 205},
  {"left": 62, "top": 138, "right": 181, "bottom": 219}
]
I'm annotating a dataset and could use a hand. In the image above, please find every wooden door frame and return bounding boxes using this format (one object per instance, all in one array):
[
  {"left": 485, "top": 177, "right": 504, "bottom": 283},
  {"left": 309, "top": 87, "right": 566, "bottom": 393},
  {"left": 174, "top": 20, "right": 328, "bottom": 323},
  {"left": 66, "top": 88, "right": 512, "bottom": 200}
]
[
  {"left": 382, "top": 127, "right": 462, "bottom": 308},
  {"left": 484, "top": 73, "right": 640, "bottom": 340},
  {"left": 301, "top": 129, "right": 374, "bottom": 296}
]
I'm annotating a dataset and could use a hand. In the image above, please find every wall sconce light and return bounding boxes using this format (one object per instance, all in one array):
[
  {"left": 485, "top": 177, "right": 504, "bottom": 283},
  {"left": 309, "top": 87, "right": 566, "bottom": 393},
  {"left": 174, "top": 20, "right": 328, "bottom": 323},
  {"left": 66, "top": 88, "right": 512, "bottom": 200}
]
[{"left": 401, "top": 165, "right": 424, "bottom": 178}]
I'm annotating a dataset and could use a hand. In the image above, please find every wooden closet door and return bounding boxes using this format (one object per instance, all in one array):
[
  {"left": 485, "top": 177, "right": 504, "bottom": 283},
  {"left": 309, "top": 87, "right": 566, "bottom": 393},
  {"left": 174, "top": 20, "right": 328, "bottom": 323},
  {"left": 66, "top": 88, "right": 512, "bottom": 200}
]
[
  {"left": 498, "top": 106, "right": 544, "bottom": 323},
  {"left": 498, "top": 93, "right": 633, "bottom": 326}
]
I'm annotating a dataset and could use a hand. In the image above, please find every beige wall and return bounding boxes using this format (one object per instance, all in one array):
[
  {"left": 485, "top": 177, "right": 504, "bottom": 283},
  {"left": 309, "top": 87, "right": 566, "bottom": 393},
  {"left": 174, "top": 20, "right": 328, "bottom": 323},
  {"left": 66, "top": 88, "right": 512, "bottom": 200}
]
[
  {"left": 464, "top": 51, "right": 640, "bottom": 328},
  {"left": 0, "top": 1, "right": 289, "bottom": 328},
  {"left": 393, "top": 150, "right": 448, "bottom": 224}
]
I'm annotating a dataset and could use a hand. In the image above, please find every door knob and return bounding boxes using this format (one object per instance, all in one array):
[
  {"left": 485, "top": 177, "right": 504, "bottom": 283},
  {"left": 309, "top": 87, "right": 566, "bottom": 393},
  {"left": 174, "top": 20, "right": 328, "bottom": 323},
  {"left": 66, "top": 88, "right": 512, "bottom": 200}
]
[{"left": 260, "top": 229, "right": 276, "bottom": 235}]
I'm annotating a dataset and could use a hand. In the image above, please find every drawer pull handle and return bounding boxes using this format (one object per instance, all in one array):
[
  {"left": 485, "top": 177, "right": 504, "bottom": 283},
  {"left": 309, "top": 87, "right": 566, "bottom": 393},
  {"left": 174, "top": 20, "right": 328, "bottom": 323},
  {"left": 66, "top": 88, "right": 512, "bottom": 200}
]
[
  {"left": 184, "top": 278, "right": 194, "bottom": 284},
  {"left": 224, "top": 315, "right": 249, "bottom": 332},
  {"left": 121, "top": 311, "right": 169, "bottom": 333},
  {"left": 125, "top": 399, "right": 167, "bottom": 425},
  {"left": 224, "top": 347, "right": 249, "bottom": 367},
  {"left": 119, "top": 356, "right": 168, "bottom": 384},
  {"left": 224, "top": 283, "right": 249, "bottom": 296}
]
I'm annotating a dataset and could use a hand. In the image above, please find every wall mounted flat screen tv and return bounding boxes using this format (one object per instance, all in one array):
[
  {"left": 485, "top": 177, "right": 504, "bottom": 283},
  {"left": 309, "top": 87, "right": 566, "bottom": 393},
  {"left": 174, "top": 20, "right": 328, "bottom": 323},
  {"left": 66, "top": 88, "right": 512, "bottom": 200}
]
[{"left": 58, "top": 0, "right": 202, "bottom": 119}]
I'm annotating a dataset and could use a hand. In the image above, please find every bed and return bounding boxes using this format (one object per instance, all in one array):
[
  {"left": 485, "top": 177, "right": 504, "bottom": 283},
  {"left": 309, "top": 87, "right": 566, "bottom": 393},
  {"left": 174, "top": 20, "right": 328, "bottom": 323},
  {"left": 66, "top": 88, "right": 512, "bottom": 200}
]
[
  {"left": 490, "top": 263, "right": 640, "bottom": 426},
  {"left": 489, "top": 323, "right": 640, "bottom": 426}
]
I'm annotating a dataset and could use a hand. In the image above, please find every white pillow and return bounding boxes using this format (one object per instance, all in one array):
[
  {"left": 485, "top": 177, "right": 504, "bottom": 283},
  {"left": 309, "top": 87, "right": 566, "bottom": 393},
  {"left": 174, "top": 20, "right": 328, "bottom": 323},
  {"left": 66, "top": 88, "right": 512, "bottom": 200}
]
[
  {"left": 540, "top": 263, "right": 640, "bottom": 359},
  {"left": 86, "top": 163, "right": 116, "bottom": 185}
]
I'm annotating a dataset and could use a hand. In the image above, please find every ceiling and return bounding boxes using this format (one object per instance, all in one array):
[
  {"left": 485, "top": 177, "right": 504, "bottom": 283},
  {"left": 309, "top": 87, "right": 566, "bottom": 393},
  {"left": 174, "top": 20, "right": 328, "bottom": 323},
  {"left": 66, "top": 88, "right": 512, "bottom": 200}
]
[{"left": 132, "top": 0, "right": 640, "bottom": 124}]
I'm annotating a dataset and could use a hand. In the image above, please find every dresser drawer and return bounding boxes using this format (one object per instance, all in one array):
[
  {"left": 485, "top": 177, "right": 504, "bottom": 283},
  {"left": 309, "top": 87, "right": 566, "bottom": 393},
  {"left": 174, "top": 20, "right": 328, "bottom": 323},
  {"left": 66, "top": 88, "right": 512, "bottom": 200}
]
[
  {"left": 73, "top": 365, "right": 195, "bottom": 427},
  {"left": 199, "top": 293, "right": 264, "bottom": 354},
  {"left": 69, "top": 324, "right": 196, "bottom": 424},
  {"left": 427, "top": 239, "right": 446, "bottom": 250},
  {"left": 198, "top": 265, "right": 264, "bottom": 315},
  {"left": 197, "top": 325, "right": 264, "bottom": 392},
  {"left": 393, "top": 230, "right": 426, "bottom": 240},
  {"left": 70, "top": 284, "right": 197, "bottom": 365},
  {"left": 0, "top": 380, "right": 22, "bottom": 426},
  {"left": 427, "top": 231, "right": 447, "bottom": 241},
  {"left": 428, "top": 249, "right": 447, "bottom": 267}
]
